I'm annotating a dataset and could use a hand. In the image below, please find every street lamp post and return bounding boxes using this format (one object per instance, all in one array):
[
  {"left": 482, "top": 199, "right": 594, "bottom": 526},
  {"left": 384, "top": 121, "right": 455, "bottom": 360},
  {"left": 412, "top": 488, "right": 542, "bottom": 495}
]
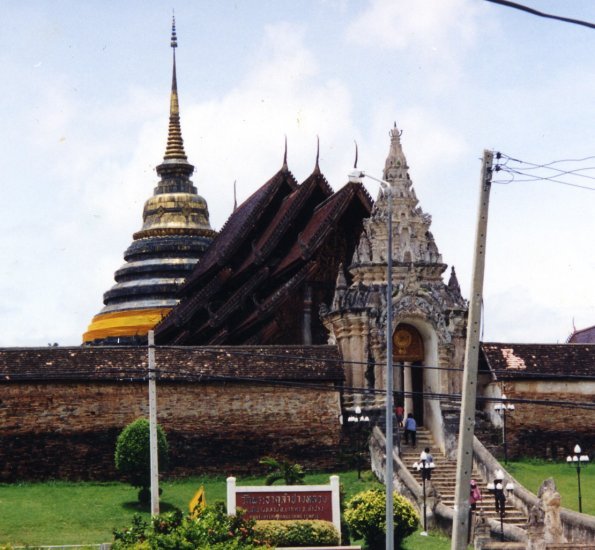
[
  {"left": 347, "top": 406, "right": 371, "bottom": 479},
  {"left": 349, "top": 169, "right": 394, "bottom": 549},
  {"left": 566, "top": 444, "right": 590, "bottom": 513},
  {"left": 487, "top": 469, "right": 514, "bottom": 541},
  {"left": 413, "top": 452, "right": 436, "bottom": 536},
  {"left": 494, "top": 395, "right": 515, "bottom": 464}
]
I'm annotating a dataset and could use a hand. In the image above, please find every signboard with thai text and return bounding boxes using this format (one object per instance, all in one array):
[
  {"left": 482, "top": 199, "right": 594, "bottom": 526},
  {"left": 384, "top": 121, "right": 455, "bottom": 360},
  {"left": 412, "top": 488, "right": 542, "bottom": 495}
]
[
  {"left": 235, "top": 489, "right": 333, "bottom": 521},
  {"left": 227, "top": 475, "right": 341, "bottom": 541}
]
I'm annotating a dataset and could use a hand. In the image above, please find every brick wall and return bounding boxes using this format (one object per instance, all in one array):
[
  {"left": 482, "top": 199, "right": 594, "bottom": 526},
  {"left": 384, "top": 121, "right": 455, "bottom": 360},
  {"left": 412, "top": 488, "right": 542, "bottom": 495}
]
[
  {"left": 499, "top": 381, "right": 595, "bottom": 460},
  {"left": 0, "top": 380, "right": 343, "bottom": 481}
]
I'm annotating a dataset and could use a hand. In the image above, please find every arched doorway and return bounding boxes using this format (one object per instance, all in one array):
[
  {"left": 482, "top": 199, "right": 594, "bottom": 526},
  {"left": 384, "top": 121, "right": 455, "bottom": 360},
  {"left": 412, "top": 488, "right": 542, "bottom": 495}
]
[{"left": 393, "top": 323, "right": 425, "bottom": 425}]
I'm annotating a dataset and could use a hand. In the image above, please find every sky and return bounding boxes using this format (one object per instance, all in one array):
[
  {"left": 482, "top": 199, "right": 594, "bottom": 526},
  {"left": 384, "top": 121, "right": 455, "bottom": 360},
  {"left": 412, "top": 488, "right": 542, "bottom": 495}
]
[{"left": 1, "top": 0, "right": 593, "bottom": 347}]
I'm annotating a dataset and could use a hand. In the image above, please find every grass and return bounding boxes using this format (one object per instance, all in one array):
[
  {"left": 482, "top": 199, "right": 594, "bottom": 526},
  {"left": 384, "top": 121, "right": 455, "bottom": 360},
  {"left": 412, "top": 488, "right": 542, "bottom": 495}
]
[
  {"left": 506, "top": 458, "right": 595, "bottom": 516},
  {"left": 5, "top": 461, "right": 588, "bottom": 548},
  {"left": 0, "top": 470, "right": 452, "bottom": 548}
]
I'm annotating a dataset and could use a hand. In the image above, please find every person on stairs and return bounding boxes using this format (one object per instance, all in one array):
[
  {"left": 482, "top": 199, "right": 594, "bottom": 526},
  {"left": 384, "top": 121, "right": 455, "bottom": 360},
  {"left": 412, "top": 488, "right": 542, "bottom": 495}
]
[
  {"left": 420, "top": 447, "right": 433, "bottom": 479},
  {"left": 468, "top": 479, "right": 483, "bottom": 543},
  {"left": 403, "top": 413, "right": 417, "bottom": 447}
]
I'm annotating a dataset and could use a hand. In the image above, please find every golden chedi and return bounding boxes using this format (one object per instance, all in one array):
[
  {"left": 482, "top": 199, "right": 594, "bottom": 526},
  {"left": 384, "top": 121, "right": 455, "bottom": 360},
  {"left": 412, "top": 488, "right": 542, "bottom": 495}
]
[{"left": 83, "top": 18, "right": 216, "bottom": 344}]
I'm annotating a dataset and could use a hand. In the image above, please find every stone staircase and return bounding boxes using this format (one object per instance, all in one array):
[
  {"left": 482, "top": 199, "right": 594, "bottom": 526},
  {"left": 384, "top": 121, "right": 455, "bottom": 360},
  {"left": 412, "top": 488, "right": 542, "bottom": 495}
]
[{"left": 398, "top": 426, "right": 527, "bottom": 528}]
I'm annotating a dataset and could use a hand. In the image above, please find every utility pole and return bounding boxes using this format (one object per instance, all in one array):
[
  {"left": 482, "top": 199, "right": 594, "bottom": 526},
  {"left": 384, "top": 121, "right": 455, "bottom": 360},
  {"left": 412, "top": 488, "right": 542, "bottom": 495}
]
[
  {"left": 451, "top": 150, "right": 494, "bottom": 550},
  {"left": 148, "top": 330, "right": 160, "bottom": 516},
  {"left": 385, "top": 182, "right": 394, "bottom": 550}
]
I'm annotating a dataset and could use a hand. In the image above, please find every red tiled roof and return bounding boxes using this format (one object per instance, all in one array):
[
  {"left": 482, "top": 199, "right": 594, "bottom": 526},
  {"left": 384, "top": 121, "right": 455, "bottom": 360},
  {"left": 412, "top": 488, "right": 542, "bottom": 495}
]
[{"left": 480, "top": 342, "right": 595, "bottom": 380}]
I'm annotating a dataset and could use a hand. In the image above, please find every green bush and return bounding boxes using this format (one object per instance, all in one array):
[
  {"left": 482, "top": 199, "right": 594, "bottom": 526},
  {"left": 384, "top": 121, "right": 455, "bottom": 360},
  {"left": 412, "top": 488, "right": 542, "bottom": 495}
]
[
  {"left": 114, "top": 418, "right": 169, "bottom": 503},
  {"left": 259, "top": 456, "right": 305, "bottom": 485},
  {"left": 344, "top": 488, "right": 419, "bottom": 549},
  {"left": 254, "top": 519, "right": 339, "bottom": 547},
  {"left": 112, "top": 503, "right": 268, "bottom": 549}
]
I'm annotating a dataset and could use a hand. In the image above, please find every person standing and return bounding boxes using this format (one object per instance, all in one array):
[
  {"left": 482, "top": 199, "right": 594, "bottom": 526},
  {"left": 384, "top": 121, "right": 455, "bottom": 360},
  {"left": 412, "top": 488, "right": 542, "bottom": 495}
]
[
  {"left": 468, "top": 479, "right": 482, "bottom": 543},
  {"left": 420, "top": 447, "right": 434, "bottom": 479},
  {"left": 469, "top": 479, "right": 482, "bottom": 511},
  {"left": 403, "top": 413, "right": 417, "bottom": 447},
  {"left": 395, "top": 404, "right": 404, "bottom": 427}
]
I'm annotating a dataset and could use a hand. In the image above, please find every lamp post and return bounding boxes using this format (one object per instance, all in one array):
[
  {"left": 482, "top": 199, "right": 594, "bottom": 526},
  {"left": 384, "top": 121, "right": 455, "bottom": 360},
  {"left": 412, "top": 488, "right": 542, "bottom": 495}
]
[
  {"left": 349, "top": 169, "right": 394, "bottom": 549},
  {"left": 413, "top": 451, "right": 436, "bottom": 536},
  {"left": 487, "top": 469, "right": 514, "bottom": 541},
  {"left": 566, "top": 444, "right": 590, "bottom": 513},
  {"left": 494, "top": 394, "right": 515, "bottom": 464},
  {"left": 347, "top": 406, "right": 371, "bottom": 479}
]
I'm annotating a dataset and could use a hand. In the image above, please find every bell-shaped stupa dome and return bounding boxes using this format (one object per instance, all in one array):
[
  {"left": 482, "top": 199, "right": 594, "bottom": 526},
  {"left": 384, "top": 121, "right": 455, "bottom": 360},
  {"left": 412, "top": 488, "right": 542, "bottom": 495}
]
[{"left": 83, "top": 18, "right": 217, "bottom": 344}]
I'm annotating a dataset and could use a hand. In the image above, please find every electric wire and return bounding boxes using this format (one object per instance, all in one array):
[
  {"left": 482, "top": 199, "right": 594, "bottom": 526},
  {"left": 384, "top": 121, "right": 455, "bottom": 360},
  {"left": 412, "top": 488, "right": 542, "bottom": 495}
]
[
  {"left": 2, "top": 363, "right": 595, "bottom": 411},
  {"left": 493, "top": 152, "right": 595, "bottom": 191},
  {"left": 485, "top": 0, "right": 595, "bottom": 30}
]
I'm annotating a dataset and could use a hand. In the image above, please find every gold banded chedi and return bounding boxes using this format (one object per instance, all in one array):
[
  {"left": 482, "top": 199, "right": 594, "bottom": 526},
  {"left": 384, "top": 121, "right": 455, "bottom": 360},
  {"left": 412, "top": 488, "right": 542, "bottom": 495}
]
[{"left": 83, "top": 18, "right": 217, "bottom": 344}]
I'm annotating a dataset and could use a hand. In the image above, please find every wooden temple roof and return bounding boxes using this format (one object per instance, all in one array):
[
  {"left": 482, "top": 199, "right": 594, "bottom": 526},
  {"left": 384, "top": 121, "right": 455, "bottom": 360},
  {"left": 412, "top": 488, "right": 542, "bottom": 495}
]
[{"left": 155, "top": 165, "right": 373, "bottom": 345}]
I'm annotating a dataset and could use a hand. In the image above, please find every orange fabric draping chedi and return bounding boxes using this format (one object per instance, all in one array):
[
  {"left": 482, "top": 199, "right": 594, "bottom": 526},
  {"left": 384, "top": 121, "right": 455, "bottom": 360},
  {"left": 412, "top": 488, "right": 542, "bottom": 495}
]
[{"left": 82, "top": 308, "right": 171, "bottom": 343}]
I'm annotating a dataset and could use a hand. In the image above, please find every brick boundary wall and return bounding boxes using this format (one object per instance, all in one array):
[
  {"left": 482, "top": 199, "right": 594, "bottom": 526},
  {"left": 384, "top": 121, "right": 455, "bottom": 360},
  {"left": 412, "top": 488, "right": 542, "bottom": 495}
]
[{"left": 0, "top": 380, "right": 344, "bottom": 481}]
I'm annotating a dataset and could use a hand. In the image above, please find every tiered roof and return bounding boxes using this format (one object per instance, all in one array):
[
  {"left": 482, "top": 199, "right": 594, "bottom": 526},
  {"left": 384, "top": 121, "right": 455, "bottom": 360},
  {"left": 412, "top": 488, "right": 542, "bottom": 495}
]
[{"left": 155, "top": 161, "right": 373, "bottom": 345}]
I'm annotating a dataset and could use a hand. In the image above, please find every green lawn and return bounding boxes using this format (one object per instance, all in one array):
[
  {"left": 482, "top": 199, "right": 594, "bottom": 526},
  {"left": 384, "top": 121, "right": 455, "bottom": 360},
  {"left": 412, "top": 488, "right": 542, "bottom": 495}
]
[
  {"left": 4, "top": 461, "right": 588, "bottom": 548},
  {"left": 0, "top": 470, "right": 451, "bottom": 548},
  {"left": 506, "top": 459, "right": 595, "bottom": 516}
]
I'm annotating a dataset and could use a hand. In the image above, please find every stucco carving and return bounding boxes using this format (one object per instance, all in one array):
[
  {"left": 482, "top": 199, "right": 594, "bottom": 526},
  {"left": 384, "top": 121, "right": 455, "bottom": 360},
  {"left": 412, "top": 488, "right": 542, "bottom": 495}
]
[{"left": 321, "top": 124, "right": 468, "bottom": 400}]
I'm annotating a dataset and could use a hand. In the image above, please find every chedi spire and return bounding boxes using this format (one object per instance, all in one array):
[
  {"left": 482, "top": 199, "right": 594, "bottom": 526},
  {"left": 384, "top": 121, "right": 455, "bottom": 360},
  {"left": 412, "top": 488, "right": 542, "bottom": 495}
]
[
  {"left": 83, "top": 18, "right": 217, "bottom": 345},
  {"left": 159, "top": 16, "right": 190, "bottom": 167}
]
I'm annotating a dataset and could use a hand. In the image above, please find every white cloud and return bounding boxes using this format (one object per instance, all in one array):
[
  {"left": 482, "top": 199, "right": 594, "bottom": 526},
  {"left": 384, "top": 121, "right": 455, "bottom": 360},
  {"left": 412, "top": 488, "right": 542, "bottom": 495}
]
[{"left": 346, "top": 0, "right": 481, "bottom": 54}]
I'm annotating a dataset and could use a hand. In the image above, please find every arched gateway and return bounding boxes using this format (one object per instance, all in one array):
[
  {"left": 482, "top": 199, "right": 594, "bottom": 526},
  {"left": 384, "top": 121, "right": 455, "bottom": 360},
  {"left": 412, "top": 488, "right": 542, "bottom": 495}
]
[{"left": 322, "top": 124, "right": 468, "bottom": 450}]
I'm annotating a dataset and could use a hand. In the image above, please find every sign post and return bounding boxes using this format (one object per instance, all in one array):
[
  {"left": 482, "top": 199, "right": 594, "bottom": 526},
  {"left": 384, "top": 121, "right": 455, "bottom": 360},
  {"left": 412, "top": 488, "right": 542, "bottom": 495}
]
[{"left": 227, "top": 475, "right": 341, "bottom": 540}]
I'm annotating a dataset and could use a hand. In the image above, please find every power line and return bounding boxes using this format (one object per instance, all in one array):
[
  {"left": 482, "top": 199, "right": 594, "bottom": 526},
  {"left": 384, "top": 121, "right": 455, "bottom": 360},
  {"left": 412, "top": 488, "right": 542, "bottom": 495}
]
[
  {"left": 485, "top": 0, "right": 595, "bottom": 30},
  {"left": 2, "top": 364, "right": 595, "bottom": 411},
  {"left": 493, "top": 152, "right": 595, "bottom": 191}
]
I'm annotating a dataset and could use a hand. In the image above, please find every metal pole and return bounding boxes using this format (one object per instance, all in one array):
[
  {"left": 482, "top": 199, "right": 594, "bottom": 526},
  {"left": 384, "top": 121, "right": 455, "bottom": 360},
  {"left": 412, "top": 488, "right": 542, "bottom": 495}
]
[
  {"left": 422, "top": 464, "right": 428, "bottom": 533},
  {"left": 451, "top": 150, "right": 494, "bottom": 550},
  {"left": 385, "top": 185, "right": 394, "bottom": 550},
  {"left": 148, "top": 330, "right": 160, "bottom": 516},
  {"left": 503, "top": 409, "right": 508, "bottom": 465},
  {"left": 577, "top": 465, "right": 583, "bottom": 513},
  {"left": 500, "top": 506, "right": 504, "bottom": 542}
]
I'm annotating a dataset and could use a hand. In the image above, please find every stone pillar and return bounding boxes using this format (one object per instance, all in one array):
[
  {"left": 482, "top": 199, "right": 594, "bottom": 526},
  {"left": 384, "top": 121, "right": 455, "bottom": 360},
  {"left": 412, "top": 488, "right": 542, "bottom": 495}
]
[{"left": 404, "top": 362, "right": 413, "bottom": 416}]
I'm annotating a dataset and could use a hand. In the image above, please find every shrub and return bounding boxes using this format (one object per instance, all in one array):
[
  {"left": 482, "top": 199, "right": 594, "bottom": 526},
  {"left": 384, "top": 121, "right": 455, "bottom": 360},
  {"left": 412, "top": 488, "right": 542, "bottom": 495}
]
[
  {"left": 344, "top": 488, "right": 419, "bottom": 549},
  {"left": 259, "top": 456, "right": 305, "bottom": 485},
  {"left": 113, "top": 503, "right": 268, "bottom": 549},
  {"left": 114, "top": 418, "right": 169, "bottom": 503},
  {"left": 254, "top": 519, "right": 339, "bottom": 547}
]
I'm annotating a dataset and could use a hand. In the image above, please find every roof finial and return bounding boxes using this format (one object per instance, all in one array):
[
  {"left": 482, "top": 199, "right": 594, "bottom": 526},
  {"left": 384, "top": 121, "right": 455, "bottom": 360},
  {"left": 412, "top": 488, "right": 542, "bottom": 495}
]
[
  {"left": 390, "top": 121, "right": 403, "bottom": 140},
  {"left": 314, "top": 135, "right": 320, "bottom": 173},
  {"left": 353, "top": 140, "right": 359, "bottom": 169},
  {"left": 171, "top": 12, "right": 177, "bottom": 49},
  {"left": 233, "top": 180, "right": 238, "bottom": 211},
  {"left": 282, "top": 135, "right": 288, "bottom": 171}
]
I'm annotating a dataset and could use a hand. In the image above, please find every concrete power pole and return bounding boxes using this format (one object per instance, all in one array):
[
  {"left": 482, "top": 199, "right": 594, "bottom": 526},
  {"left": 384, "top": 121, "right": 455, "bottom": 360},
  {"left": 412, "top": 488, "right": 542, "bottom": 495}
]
[
  {"left": 451, "top": 150, "right": 494, "bottom": 550},
  {"left": 148, "top": 330, "right": 160, "bottom": 516}
]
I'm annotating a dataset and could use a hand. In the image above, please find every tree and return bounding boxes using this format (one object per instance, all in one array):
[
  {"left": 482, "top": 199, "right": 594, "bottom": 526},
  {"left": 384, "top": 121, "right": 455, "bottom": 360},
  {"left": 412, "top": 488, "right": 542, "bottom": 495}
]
[
  {"left": 344, "top": 488, "right": 419, "bottom": 549},
  {"left": 259, "top": 456, "right": 305, "bottom": 485},
  {"left": 115, "top": 418, "right": 169, "bottom": 503}
]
